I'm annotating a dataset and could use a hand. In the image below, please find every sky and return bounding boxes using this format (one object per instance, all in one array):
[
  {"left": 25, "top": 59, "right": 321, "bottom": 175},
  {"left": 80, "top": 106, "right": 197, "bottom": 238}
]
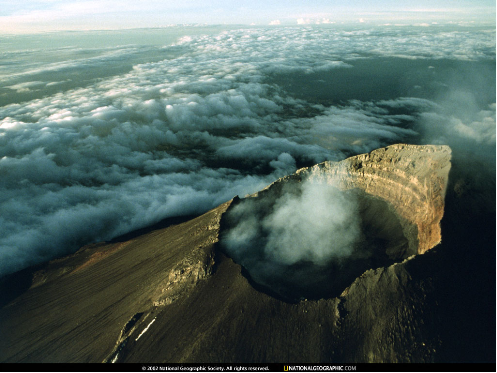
[{"left": 0, "top": 0, "right": 495, "bottom": 33}]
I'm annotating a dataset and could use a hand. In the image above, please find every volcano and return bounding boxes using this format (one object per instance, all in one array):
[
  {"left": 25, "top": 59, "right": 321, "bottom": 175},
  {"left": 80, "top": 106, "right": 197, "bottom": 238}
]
[{"left": 0, "top": 143, "right": 495, "bottom": 363}]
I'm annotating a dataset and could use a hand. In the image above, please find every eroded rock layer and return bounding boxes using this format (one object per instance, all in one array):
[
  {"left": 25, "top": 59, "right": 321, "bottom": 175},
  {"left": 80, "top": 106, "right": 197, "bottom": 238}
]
[{"left": 307, "top": 144, "right": 451, "bottom": 255}]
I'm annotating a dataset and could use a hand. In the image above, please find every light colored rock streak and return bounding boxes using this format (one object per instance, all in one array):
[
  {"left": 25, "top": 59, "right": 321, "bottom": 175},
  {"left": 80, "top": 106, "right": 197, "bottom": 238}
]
[{"left": 135, "top": 319, "right": 156, "bottom": 342}]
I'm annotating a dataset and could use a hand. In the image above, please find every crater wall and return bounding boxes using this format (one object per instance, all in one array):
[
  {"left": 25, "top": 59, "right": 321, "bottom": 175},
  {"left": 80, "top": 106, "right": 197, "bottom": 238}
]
[{"left": 255, "top": 144, "right": 452, "bottom": 255}]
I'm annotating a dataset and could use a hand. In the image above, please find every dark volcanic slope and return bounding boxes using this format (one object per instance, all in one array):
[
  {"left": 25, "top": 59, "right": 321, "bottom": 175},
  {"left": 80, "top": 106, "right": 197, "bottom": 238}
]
[
  {"left": 0, "top": 202, "right": 229, "bottom": 363},
  {"left": 0, "top": 199, "right": 439, "bottom": 363},
  {"left": 0, "top": 144, "right": 494, "bottom": 363}
]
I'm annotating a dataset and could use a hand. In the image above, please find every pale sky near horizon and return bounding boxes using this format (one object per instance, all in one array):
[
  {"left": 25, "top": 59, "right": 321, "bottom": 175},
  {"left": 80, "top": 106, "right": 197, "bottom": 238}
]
[{"left": 0, "top": 0, "right": 495, "bottom": 33}]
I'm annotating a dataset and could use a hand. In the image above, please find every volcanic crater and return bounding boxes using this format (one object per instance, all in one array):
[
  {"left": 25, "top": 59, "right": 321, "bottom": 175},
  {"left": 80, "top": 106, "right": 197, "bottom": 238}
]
[
  {"left": 220, "top": 189, "right": 413, "bottom": 302},
  {"left": 220, "top": 144, "right": 451, "bottom": 302}
]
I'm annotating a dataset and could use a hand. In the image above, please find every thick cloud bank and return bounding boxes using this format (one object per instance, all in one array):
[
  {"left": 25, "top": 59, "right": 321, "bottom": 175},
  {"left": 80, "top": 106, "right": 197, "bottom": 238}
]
[{"left": 0, "top": 25, "right": 495, "bottom": 277}]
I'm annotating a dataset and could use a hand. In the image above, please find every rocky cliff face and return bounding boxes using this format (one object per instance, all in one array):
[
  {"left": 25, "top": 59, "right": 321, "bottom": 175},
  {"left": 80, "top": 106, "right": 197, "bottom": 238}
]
[
  {"left": 2, "top": 143, "right": 488, "bottom": 364},
  {"left": 307, "top": 144, "right": 451, "bottom": 255}
]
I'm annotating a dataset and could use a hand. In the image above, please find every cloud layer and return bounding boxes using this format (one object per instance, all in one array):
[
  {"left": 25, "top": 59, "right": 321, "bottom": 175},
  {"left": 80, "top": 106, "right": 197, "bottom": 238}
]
[{"left": 0, "top": 24, "right": 495, "bottom": 276}]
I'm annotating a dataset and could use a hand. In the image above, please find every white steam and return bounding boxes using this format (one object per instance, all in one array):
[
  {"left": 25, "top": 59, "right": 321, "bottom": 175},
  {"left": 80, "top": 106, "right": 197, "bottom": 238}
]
[
  {"left": 263, "top": 180, "right": 360, "bottom": 265},
  {"left": 221, "top": 177, "right": 365, "bottom": 300}
]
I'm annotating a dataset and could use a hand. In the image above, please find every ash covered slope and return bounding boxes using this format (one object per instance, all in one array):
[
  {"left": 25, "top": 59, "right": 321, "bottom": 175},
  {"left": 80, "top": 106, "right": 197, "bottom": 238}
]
[
  {"left": 0, "top": 143, "right": 489, "bottom": 363},
  {"left": 0, "top": 201, "right": 230, "bottom": 363}
]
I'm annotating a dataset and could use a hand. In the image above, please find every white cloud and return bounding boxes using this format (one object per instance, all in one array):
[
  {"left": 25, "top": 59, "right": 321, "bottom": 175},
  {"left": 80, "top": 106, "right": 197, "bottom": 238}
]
[
  {"left": 269, "top": 20, "right": 281, "bottom": 25},
  {"left": 297, "top": 17, "right": 333, "bottom": 25},
  {"left": 0, "top": 25, "right": 494, "bottom": 276}
]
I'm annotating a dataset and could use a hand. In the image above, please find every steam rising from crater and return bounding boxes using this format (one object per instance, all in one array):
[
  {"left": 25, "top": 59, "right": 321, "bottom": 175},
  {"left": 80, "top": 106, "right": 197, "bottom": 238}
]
[
  {"left": 225, "top": 179, "right": 361, "bottom": 267},
  {"left": 265, "top": 181, "right": 361, "bottom": 264},
  {"left": 221, "top": 177, "right": 378, "bottom": 301}
]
